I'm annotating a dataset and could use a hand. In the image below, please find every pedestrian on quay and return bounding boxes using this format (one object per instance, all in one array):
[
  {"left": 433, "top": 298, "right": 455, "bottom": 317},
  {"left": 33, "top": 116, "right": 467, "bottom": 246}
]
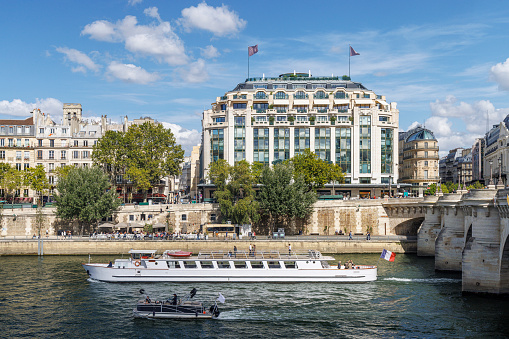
[
  {"left": 349, "top": 231, "right": 353, "bottom": 240},
  {"left": 366, "top": 232, "right": 371, "bottom": 240},
  {"left": 233, "top": 246, "right": 237, "bottom": 258},
  {"left": 253, "top": 245, "right": 256, "bottom": 257},
  {"left": 288, "top": 243, "right": 292, "bottom": 256},
  {"left": 338, "top": 260, "right": 342, "bottom": 269},
  {"left": 249, "top": 243, "right": 252, "bottom": 256}
]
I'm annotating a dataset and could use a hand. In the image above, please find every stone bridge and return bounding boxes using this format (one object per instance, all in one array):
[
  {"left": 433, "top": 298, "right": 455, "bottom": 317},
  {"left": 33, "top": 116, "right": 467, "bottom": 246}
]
[{"left": 417, "top": 188, "right": 509, "bottom": 295}]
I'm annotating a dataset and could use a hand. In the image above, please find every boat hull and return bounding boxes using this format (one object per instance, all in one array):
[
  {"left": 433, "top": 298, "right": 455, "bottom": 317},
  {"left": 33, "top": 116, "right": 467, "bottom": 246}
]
[{"left": 83, "top": 264, "right": 377, "bottom": 283}]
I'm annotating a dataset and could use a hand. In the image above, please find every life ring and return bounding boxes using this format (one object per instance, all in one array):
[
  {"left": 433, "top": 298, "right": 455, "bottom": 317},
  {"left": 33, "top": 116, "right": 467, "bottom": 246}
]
[{"left": 135, "top": 261, "right": 141, "bottom": 267}]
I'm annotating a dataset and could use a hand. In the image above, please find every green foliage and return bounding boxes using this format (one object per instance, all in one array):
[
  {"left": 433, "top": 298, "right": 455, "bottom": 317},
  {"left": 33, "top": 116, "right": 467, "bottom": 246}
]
[
  {"left": 467, "top": 181, "right": 484, "bottom": 190},
  {"left": 258, "top": 163, "right": 317, "bottom": 233},
  {"left": 54, "top": 166, "right": 121, "bottom": 232},
  {"left": 0, "top": 164, "right": 23, "bottom": 201},
  {"left": 329, "top": 116, "right": 337, "bottom": 122},
  {"left": 34, "top": 205, "right": 46, "bottom": 236},
  {"left": 424, "top": 183, "right": 437, "bottom": 195},
  {"left": 288, "top": 149, "right": 344, "bottom": 190},
  {"left": 309, "top": 116, "right": 316, "bottom": 122},
  {"left": 25, "top": 165, "right": 49, "bottom": 204},
  {"left": 93, "top": 122, "right": 185, "bottom": 200},
  {"left": 287, "top": 116, "right": 295, "bottom": 122},
  {"left": 208, "top": 160, "right": 260, "bottom": 225}
]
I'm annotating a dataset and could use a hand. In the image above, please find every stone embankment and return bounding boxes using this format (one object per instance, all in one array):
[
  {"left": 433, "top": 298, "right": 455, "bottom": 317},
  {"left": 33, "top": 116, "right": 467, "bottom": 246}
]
[{"left": 0, "top": 238, "right": 415, "bottom": 255}]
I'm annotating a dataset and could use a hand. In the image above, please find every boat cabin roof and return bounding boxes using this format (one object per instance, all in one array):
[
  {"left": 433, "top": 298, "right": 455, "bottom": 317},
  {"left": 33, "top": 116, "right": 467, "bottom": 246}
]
[{"left": 129, "top": 250, "right": 157, "bottom": 254}]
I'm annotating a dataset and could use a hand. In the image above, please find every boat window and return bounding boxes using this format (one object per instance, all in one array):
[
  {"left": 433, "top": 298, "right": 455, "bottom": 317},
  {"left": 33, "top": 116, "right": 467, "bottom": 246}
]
[
  {"left": 200, "top": 261, "right": 214, "bottom": 269},
  {"left": 250, "top": 261, "right": 264, "bottom": 269},
  {"left": 166, "top": 261, "right": 182, "bottom": 269},
  {"left": 267, "top": 261, "right": 281, "bottom": 269},
  {"left": 183, "top": 261, "right": 198, "bottom": 268},
  {"left": 234, "top": 261, "right": 248, "bottom": 269},
  {"left": 284, "top": 261, "right": 296, "bottom": 269},
  {"left": 217, "top": 261, "right": 231, "bottom": 269}
]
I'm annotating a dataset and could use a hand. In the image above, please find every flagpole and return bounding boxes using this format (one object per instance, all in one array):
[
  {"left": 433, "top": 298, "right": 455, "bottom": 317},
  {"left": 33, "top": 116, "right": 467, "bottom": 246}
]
[
  {"left": 248, "top": 47, "right": 250, "bottom": 80},
  {"left": 348, "top": 44, "right": 351, "bottom": 78}
]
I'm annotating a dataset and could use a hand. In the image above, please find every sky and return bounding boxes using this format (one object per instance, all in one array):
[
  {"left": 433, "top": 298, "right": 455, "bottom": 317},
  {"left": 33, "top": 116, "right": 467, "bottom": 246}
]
[{"left": 1, "top": 1, "right": 509, "bottom": 156}]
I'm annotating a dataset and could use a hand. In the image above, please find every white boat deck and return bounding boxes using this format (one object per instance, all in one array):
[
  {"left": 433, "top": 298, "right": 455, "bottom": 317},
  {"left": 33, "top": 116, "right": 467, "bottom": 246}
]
[{"left": 196, "top": 250, "right": 330, "bottom": 261}]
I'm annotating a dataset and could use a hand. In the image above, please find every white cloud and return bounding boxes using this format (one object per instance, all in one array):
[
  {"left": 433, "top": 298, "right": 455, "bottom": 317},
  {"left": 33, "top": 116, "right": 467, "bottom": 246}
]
[
  {"left": 55, "top": 47, "right": 101, "bottom": 72},
  {"left": 81, "top": 20, "right": 118, "bottom": 42},
  {"left": 128, "top": 0, "right": 142, "bottom": 5},
  {"left": 490, "top": 58, "right": 509, "bottom": 92},
  {"left": 0, "top": 98, "right": 63, "bottom": 117},
  {"left": 200, "top": 45, "right": 219, "bottom": 59},
  {"left": 160, "top": 122, "right": 201, "bottom": 155},
  {"left": 179, "top": 2, "right": 246, "bottom": 36},
  {"left": 178, "top": 59, "right": 208, "bottom": 83},
  {"left": 144, "top": 7, "right": 161, "bottom": 21},
  {"left": 429, "top": 95, "right": 508, "bottom": 134},
  {"left": 82, "top": 12, "right": 188, "bottom": 66},
  {"left": 106, "top": 61, "right": 161, "bottom": 84}
]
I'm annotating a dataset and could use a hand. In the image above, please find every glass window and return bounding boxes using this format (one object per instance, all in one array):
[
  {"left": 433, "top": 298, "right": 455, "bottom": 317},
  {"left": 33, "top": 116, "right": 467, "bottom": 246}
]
[
  {"left": 284, "top": 261, "right": 296, "bottom": 269},
  {"left": 267, "top": 261, "right": 281, "bottom": 269},
  {"left": 182, "top": 214, "right": 187, "bottom": 221},
  {"left": 183, "top": 261, "right": 198, "bottom": 268},
  {"left": 199, "top": 261, "right": 214, "bottom": 269},
  {"left": 217, "top": 261, "right": 231, "bottom": 268},
  {"left": 166, "top": 261, "right": 182, "bottom": 269},
  {"left": 234, "top": 261, "right": 248, "bottom": 269},
  {"left": 359, "top": 116, "right": 371, "bottom": 174},
  {"left": 250, "top": 261, "right": 264, "bottom": 269}
]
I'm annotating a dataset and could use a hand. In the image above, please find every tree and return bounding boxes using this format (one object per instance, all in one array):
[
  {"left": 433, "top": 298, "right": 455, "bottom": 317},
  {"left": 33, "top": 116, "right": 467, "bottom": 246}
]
[
  {"left": 288, "top": 149, "right": 344, "bottom": 190},
  {"left": 208, "top": 160, "right": 260, "bottom": 225},
  {"left": 54, "top": 166, "right": 121, "bottom": 235},
  {"left": 25, "top": 165, "right": 49, "bottom": 205},
  {"left": 0, "top": 164, "right": 23, "bottom": 203},
  {"left": 94, "top": 122, "right": 185, "bottom": 201},
  {"left": 258, "top": 163, "right": 317, "bottom": 235}
]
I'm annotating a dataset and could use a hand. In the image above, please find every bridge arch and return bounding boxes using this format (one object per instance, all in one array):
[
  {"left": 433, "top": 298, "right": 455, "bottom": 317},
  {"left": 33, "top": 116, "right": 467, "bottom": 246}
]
[
  {"left": 500, "top": 235, "right": 509, "bottom": 294},
  {"left": 394, "top": 217, "right": 425, "bottom": 236}
]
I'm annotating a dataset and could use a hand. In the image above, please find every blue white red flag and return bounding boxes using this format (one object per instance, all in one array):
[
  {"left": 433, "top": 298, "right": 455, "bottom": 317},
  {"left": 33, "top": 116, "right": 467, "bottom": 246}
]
[
  {"left": 248, "top": 45, "right": 258, "bottom": 57},
  {"left": 349, "top": 46, "right": 360, "bottom": 56},
  {"left": 380, "top": 249, "right": 396, "bottom": 262}
]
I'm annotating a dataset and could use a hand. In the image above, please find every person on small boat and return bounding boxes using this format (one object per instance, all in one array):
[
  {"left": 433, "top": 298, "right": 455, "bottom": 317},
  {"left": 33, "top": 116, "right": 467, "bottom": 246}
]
[
  {"left": 145, "top": 296, "right": 151, "bottom": 304},
  {"left": 171, "top": 293, "right": 178, "bottom": 305}
]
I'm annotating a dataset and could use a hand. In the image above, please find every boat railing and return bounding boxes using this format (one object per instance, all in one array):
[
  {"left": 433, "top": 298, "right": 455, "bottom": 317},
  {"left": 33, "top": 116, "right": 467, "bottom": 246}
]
[{"left": 197, "top": 250, "right": 322, "bottom": 260}]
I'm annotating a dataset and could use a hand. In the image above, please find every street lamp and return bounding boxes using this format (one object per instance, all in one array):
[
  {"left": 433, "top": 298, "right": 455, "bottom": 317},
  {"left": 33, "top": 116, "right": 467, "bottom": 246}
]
[
  {"left": 389, "top": 175, "right": 392, "bottom": 198},
  {"left": 498, "top": 156, "right": 503, "bottom": 187},
  {"left": 489, "top": 159, "right": 494, "bottom": 186}
]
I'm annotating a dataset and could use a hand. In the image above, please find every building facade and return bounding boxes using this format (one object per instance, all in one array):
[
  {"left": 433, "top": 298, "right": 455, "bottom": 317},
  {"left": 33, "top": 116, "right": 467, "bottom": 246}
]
[
  {"left": 398, "top": 126, "right": 440, "bottom": 196},
  {"left": 471, "top": 138, "right": 485, "bottom": 184},
  {"left": 201, "top": 72, "right": 399, "bottom": 198},
  {"left": 1, "top": 105, "right": 178, "bottom": 202}
]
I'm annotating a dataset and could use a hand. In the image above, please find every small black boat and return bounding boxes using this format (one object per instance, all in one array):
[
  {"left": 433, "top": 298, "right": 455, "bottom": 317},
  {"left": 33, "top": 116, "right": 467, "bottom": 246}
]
[{"left": 133, "top": 288, "right": 223, "bottom": 319}]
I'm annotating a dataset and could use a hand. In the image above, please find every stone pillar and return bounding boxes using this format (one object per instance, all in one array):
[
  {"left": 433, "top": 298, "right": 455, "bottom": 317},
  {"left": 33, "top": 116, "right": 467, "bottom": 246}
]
[
  {"left": 435, "top": 193, "right": 465, "bottom": 271},
  {"left": 417, "top": 195, "right": 440, "bottom": 256},
  {"left": 462, "top": 189, "right": 502, "bottom": 294}
]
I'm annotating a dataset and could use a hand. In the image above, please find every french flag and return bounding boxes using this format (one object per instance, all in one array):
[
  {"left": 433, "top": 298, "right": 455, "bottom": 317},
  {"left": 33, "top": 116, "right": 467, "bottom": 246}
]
[{"left": 380, "top": 249, "right": 396, "bottom": 262}]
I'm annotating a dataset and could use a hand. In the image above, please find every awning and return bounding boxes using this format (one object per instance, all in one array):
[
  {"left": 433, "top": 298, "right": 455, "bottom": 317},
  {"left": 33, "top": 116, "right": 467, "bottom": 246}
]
[
  {"left": 98, "top": 223, "right": 115, "bottom": 229},
  {"left": 354, "top": 99, "right": 373, "bottom": 105},
  {"left": 376, "top": 99, "right": 388, "bottom": 107}
]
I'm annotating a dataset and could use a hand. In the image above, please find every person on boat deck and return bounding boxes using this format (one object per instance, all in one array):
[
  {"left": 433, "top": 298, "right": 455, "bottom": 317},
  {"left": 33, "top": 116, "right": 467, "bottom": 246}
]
[
  {"left": 338, "top": 260, "right": 341, "bottom": 269},
  {"left": 145, "top": 296, "right": 151, "bottom": 303},
  {"left": 171, "top": 294, "right": 178, "bottom": 305},
  {"left": 107, "top": 261, "right": 113, "bottom": 267}
]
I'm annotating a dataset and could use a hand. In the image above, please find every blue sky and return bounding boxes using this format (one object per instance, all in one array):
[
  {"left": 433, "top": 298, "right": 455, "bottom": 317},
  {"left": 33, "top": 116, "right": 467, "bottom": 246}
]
[{"left": 2, "top": 0, "right": 509, "bottom": 155}]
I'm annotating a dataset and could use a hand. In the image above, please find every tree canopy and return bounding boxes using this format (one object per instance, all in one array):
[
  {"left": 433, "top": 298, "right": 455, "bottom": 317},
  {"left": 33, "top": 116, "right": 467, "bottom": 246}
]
[
  {"left": 258, "top": 162, "right": 317, "bottom": 233},
  {"left": 25, "top": 165, "right": 49, "bottom": 204},
  {"left": 288, "top": 149, "right": 344, "bottom": 190},
  {"left": 54, "top": 166, "right": 121, "bottom": 234},
  {"left": 0, "top": 164, "right": 23, "bottom": 202},
  {"left": 208, "top": 160, "right": 260, "bottom": 225},
  {"left": 93, "top": 122, "right": 185, "bottom": 200}
]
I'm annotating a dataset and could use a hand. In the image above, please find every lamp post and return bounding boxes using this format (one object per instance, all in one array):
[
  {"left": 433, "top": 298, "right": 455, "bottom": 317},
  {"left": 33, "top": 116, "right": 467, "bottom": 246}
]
[
  {"left": 389, "top": 175, "right": 392, "bottom": 198},
  {"left": 489, "top": 159, "right": 494, "bottom": 186},
  {"left": 498, "top": 156, "right": 503, "bottom": 188}
]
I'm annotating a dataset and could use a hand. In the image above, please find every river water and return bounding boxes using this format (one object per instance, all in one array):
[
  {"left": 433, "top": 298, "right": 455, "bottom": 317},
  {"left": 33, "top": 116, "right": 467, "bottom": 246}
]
[{"left": 1, "top": 253, "right": 508, "bottom": 338}]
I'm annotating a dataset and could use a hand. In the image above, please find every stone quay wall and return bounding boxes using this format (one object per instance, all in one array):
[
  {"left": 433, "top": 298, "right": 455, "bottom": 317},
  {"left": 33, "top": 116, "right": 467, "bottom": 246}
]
[
  {"left": 0, "top": 198, "right": 425, "bottom": 238},
  {"left": 0, "top": 239, "right": 416, "bottom": 256}
]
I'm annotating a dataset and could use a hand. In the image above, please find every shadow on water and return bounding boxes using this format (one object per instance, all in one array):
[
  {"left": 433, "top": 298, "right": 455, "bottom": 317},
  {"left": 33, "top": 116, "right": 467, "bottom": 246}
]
[{"left": 0, "top": 254, "right": 508, "bottom": 338}]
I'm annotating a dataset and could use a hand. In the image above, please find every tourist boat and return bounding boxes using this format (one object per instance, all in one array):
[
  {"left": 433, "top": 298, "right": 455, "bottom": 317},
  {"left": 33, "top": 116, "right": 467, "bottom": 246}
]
[
  {"left": 133, "top": 288, "right": 223, "bottom": 319},
  {"left": 83, "top": 249, "right": 377, "bottom": 283}
]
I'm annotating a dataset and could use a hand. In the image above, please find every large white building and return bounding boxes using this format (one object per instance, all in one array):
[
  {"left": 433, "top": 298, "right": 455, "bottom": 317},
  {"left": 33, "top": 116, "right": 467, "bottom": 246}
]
[{"left": 201, "top": 72, "right": 400, "bottom": 198}]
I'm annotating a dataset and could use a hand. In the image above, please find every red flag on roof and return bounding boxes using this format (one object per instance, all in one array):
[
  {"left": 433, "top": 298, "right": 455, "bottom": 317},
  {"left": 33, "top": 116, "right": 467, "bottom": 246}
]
[
  {"left": 349, "top": 46, "right": 360, "bottom": 56},
  {"left": 248, "top": 45, "right": 258, "bottom": 57}
]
